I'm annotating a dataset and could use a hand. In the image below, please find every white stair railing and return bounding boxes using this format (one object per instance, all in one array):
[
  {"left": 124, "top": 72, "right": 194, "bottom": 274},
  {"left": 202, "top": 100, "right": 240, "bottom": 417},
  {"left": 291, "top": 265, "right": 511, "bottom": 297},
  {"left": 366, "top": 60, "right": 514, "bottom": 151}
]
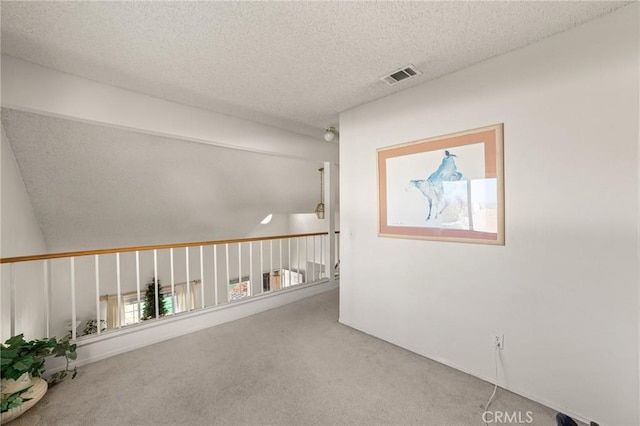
[{"left": 0, "top": 232, "right": 339, "bottom": 342}]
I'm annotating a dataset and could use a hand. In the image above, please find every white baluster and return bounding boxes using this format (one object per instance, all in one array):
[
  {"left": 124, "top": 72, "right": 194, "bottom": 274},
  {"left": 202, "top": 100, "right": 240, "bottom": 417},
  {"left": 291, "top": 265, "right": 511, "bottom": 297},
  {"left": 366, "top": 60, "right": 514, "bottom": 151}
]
[
  {"left": 288, "top": 239, "right": 291, "bottom": 287},
  {"left": 214, "top": 245, "right": 218, "bottom": 306},
  {"left": 297, "top": 238, "right": 300, "bottom": 286},
  {"left": 94, "top": 255, "right": 100, "bottom": 335},
  {"left": 116, "top": 253, "right": 121, "bottom": 328},
  {"left": 186, "top": 247, "right": 190, "bottom": 312},
  {"left": 305, "top": 236, "right": 308, "bottom": 284},
  {"left": 238, "top": 243, "right": 242, "bottom": 298},
  {"left": 249, "top": 242, "right": 253, "bottom": 297},
  {"left": 200, "top": 245, "right": 205, "bottom": 309},
  {"left": 225, "top": 244, "right": 230, "bottom": 303},
  {"left": 170, "top": 248, "right": 175, "bottom": 316},
  {"left": 321, "top": 235, "right": 325, "bottom": 279},
  {"left": 70, "top": 257, "right": 77, "bottom": 338},
  {"left": 153, "top": 250, "right": 159, "bottom": 319},
  {"left": 319, "top": 235, "right": 323, "bottom": 279},
  {"left": 260, "top": 241, "right": 264, "bottom": 294},
  {"left": 9, "top": 263, "right": 15, "bottom": 336},
  {"left": 135, "top": 251, "right": 141, "bottom": 322},
  {"left": 279, "top": 239, "right": 283, "bottom": 290},
  {"left": 44, "top": 260, "right": 50, "bottom": 338}
]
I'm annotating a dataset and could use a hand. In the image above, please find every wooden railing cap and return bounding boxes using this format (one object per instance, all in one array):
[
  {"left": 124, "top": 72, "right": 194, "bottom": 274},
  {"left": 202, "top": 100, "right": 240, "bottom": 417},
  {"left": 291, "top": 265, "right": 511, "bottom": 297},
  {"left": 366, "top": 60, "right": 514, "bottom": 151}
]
[{"left": 1, "top": 231, "right": 340, "bottom": 264}]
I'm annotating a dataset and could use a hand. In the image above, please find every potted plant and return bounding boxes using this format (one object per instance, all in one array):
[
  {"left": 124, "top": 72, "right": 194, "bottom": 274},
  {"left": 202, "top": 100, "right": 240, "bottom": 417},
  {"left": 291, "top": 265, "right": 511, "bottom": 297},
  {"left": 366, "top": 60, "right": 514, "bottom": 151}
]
[
  {"left": 142, "top": 276, "right": 167, "bottom": 320},
  {"left": 81, "top": 319, "right": 107, "bottom": 336},
  {"left": 1, "top": 334, "right": 78, "bottom": 420}
]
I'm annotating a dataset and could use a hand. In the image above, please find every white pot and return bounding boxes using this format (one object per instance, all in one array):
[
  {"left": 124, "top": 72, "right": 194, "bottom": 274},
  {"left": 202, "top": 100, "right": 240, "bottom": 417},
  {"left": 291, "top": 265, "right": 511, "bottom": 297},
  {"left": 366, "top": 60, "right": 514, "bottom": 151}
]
[
  {"left": 1, "top": 372, "right": 33, "bottom": 395},
  {"left": 1, "top": 377, "right": 47, "bottom": 423}
]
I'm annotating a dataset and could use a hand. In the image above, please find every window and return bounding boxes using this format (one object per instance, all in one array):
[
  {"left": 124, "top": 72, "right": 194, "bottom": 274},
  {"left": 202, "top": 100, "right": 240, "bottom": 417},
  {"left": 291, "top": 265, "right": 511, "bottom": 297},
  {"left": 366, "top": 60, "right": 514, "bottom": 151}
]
[
  {"left": 123, "top": 296, "right": 141, "bottom": 325},
  {"left": 100, "top": 280, "right": 199, "bottom": 328},
  {"left": 281, "top": 269, "right": 304, "bottom": 287},
  {"left": 122, "top": 292, "right": 175, "bottom": 325},
  {"left": 228, "top": 276, "right": 250, "bottom": 301}
]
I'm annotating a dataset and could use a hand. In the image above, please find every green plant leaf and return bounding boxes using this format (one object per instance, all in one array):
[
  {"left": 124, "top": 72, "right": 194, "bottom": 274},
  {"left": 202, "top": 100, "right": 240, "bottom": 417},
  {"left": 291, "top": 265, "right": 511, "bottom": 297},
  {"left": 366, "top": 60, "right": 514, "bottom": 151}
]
[
  {"left": 48, "top": 370, "right": 67, "bottom": 387},
  {"left": 0, "top": 387, "right": 33, "bottom": 413},
  {"left": 13, "top": 356, "right": 34, "bottom": 372},
  {"left": 1, "top": 349, "right": 18, "bottom": 360},
  {"left": 4, "top": 334, "right": 26, "bottom": 347}
]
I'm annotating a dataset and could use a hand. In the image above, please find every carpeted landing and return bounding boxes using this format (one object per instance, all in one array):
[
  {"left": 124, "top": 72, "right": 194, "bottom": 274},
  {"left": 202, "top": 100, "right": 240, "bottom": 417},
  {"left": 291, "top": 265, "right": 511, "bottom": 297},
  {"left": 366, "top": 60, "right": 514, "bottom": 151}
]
[{"left": 11, "top": 288, "right": 563, "bottom": 425}]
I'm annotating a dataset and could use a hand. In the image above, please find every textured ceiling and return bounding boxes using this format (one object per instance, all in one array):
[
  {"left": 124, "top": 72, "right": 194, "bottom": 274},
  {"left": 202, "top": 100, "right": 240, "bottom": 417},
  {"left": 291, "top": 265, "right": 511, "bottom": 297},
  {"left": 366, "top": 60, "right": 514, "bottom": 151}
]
[
  {"left": 1, "top": 108, "right": 323, "bottom": 251},
  {"left": 0, "top": 1, "right": 629, "bottom": 139}
]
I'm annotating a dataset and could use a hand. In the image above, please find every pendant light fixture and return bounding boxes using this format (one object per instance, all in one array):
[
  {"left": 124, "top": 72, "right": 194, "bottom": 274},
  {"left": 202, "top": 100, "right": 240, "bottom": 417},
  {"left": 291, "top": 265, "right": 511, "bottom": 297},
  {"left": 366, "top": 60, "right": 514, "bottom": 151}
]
[{"left": 315, "top": 167, "right": 325, "bottom": 219}]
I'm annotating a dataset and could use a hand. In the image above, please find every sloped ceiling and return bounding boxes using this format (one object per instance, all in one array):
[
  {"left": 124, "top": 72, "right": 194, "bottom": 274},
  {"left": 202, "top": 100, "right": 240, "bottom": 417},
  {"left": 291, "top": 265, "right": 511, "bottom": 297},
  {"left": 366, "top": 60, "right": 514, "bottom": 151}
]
[
  {"left": 0, "top": 1, "right": 630, "bottom": 138},
  {"left": 1, "top": 108, "right": 322, "bottom": 252}
]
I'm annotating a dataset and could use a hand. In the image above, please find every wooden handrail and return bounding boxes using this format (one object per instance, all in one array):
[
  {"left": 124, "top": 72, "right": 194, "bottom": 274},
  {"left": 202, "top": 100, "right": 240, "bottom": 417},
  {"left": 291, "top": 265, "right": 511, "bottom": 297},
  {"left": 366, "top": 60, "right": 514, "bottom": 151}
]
[{"left": 0, "top": 231, "right": 340, "bottom": 264}]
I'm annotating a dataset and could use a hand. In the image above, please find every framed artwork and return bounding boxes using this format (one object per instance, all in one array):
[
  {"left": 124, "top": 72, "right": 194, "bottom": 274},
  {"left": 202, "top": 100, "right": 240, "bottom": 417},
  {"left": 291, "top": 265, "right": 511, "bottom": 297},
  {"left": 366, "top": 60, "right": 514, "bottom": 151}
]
[{"left": 377, "top": 124, "right": 504, "bottom": 245}]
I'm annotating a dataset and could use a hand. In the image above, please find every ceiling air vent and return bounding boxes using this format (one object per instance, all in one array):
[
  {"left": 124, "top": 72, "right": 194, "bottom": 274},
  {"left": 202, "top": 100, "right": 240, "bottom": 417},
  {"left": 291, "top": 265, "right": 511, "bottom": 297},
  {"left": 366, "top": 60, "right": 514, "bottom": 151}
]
[{"left": 380, "top": 64, "right": 422, "bottom": 86}]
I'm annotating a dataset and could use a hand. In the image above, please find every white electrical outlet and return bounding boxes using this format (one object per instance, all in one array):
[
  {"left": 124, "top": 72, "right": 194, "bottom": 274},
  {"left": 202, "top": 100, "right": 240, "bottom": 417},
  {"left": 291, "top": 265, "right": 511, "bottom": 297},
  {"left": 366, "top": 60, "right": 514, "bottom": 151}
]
[{"left": 493, "top": 334, "right": 504, "bottom": 350}]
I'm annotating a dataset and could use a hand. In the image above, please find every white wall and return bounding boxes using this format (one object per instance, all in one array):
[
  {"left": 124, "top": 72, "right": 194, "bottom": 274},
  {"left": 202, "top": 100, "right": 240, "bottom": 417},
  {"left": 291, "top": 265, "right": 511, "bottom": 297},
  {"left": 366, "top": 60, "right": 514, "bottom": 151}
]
[
  {"left": 289, "top": 213, "right": 340, "bottom": 235},
  {"left": 339, "top": 5, "right": 638, "bottom": 426},
  {"left": 0, "top": 123, "right": 48, "bottom": 340},
  {"left": 248, "top": 213, "right": 291, "bottom": 238}
]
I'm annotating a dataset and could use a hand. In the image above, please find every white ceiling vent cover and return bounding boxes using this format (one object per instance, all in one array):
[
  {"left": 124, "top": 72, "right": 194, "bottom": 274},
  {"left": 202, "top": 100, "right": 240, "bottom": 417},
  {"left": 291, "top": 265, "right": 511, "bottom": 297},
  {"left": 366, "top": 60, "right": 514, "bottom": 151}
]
[{"left": 380, "top": 65, "right": 422, "bottom": 86}]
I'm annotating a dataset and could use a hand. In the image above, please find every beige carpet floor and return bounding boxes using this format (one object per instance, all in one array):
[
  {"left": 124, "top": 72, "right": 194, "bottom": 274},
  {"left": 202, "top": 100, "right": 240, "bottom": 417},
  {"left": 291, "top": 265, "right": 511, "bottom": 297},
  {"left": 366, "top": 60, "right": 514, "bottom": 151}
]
[{"left": 11, "top": 288, "right": 564, "bottom": 425}]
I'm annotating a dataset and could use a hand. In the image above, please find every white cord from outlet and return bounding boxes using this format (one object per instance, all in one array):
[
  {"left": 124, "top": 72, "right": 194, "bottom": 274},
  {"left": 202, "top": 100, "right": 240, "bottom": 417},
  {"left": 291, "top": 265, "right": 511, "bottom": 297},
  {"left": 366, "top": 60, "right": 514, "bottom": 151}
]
[{"left": 483, "top": 345, "right": 499, "bottom": 426}]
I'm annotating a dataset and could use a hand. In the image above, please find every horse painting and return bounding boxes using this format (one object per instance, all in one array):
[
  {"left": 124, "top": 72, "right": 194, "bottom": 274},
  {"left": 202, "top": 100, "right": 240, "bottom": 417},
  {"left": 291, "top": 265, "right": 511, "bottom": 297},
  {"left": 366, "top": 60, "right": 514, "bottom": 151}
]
[{"left": 409, "top": 150, "right": 464, "bottom": 220}]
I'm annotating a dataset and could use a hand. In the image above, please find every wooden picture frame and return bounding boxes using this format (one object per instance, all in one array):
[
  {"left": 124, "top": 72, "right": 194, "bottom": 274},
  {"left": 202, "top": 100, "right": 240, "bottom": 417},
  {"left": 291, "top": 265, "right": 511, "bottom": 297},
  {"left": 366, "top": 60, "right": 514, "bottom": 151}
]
[{"left": 377, "top": 124, "right": 504, "bottom": 245}]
